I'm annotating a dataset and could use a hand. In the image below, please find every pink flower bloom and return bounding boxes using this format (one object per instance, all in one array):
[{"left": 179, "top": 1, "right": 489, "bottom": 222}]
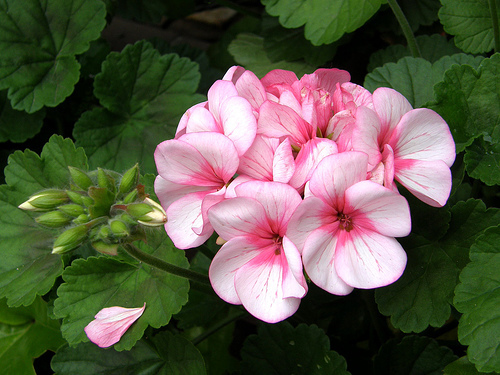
[
  {"left": 351, "top": 88, "right": 456, "bottom": 207},
  {"left": 175, "top": 79, "right": 257, "bottom": 156},
  {"left": 223, "top": 66, "right": 267, "bottom": 113},
  {"left": 154, "top": 132, "right": 239, "bottom": 249},
  {"left": 84, "top": 303, "right": 145, "bottom": 348},
  {"left": 287, "top": 152, "right": 411, "bottom": 294},
  {"left": 208, "top": 181, "right": 307, "bottom": 323}
]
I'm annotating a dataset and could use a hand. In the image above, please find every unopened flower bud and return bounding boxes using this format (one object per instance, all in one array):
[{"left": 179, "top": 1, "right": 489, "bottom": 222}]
[
  {"left": 73, "top": 214, "right": 90, "bottom": 224},
  {"left": 126, "top": 203, "right": 153, "bottom": 218},
  {"left": 119, "top": 164, "right": 139, "bottom": 195},
  {"left": 18, "top": 190, "right": 69, "bottom": 211},
  {"left": 66, "top": 190, "right": 85, "bottom": 205},
  {"left": 137, "top": 198, "right": 167, "bottom": 227},
  {"left": 58, "top": 204, "right": 85, "bottom": 217},
  {"left": 68, "top": 167, "right": 93, "bottom": 190},
  {"left": 52, "top": 224, "right": 89, "bottom": 254},
  {"left": 110, "top": 220, "right": 129, "bottom": 238},
  {"left": 123, "top": 189, "right": 138, "bottom": 204},
  {"left": 97, "top": 168, "right": 116, "bottom": 193},
  {"left": 91, "top": 240, "right": 119, "bottom": 256},
  {"left": 35, "top": 211, "right": 72, "bottom": 228}
]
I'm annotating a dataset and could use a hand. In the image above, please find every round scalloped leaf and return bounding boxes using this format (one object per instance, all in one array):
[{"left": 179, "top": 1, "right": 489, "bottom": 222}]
[
  {"left": 53, "top": 230, "right": 190, "bottom": 351},
  {"left": 463, "top": 138, "right": 500, "bottom": 186},
  {"left": 0, "top": 0, "right": 106, "bottom": 113},
  {"left": 439, "top": 0, "right": 499, "bottom": 54},
  {"left": 261, "top": 0, "right": 384, "bottom": 46},
  {"left": 454, "top": 226, "right": 500, "bottom": 373},
  {"left": 241, "top": 322, "right": 350, "bottom": 374}
]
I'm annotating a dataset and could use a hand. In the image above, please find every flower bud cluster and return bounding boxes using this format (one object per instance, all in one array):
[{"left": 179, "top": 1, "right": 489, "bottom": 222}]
[{"left": 18, "top": 164, "right": 167, "bottom": 255}]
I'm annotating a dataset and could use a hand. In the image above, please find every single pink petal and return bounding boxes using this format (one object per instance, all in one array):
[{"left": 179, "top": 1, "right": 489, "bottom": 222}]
[
  {"left": 282, "top": 236, "right": 308, "bottom": 296},
  {"left": 234, "top": 244, "right": 304, "bottom": 323},
  {"left": 382, "top": 144, "right": 395, "bottom": 189},
  {"left": 308, "top": 152, "right": 369, "bottom": 212},
  {"left": 235, "top": 181, "right": 302, "bottom": 236},
  {"left": 209, "top": 236, "right": 268, "bottom": 304},
  {"left": 165, "top": 191, "right": 213, "bottom": 249},
  {"left": 335, "top": 228, "right": 407, "bottom": 289},
  {"left": 394, "top": 159, "right": 453, "bottom": 207},
  {"left": 350, "top": 106, "right": 383, "bottom": 169},
  {"left": 84, "top": 303, "right": 145, "bottom": 348},
  {"left": 278, "top": 90, "right": 303, "bottom": 115},
  {"left": 261, "top": 69, "right": 299, "bottom": 88},
  {"left": 238, "top": 135, "right": 278, "bottom": 181},
  {"left": 272, "top": 137, "right": 295, "bottom": 183},
  {"left": 301, "top": 226, "right": 354, "bottom": 295},
  {"left": 257, "top": 101, "right": 315, "bottom": 147},
  {"left": 219, "top": 96, "right": 257, "bottom": 156},
  {"left": 185, "top": 107, "right": 220, "bottom": 133},
  {"left": 175, "top": 102, "right": 207, "bottom": 138},
  {"left": 222, "top": 65, "right": 246, "bottom": 82},
  {"left": 390, "top": 108, "right": 456, "bottom": 167},
  {"left": 299, "top": 68, "right": 350, "bottom": 94},
  {"left": 154, "top": 175, "right": 212, "bottom": 209},
  {"left": 208, "top": 196, "right": 273, "bottom": 240},
  {"left": 289, "top": 138, "right": 338, "bottom": 193},
  {"left": 344, "top": 180, "right": 411, "bottom": 238},
  {"left": 234, "top": 70, "right": 267, "bottom": 110},
  {"left": 286, "top": 196, "right": 334, "bottom": 253},
  {"left": 195, "top": 186, "right": 227, "bottom": 236},
  {"left": 225, "top": 175, "right": 254, "bottom": 198},
  {"left": 372, "top": 87, "right": 413, "bottom": 144},
  {"left": 207, "top": 80, "right": 239, "bottom": 122}
]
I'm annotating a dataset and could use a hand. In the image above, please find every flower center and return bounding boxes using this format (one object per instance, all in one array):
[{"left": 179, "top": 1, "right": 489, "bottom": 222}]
[
  {"left": 337, "top": 212, "right": 353, "bottom": 232},
  {"left": 273, "top": 236, "right": 282, "bottom": 255}
]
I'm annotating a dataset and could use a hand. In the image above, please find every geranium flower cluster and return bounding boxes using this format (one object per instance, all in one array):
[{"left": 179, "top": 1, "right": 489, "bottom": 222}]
[{"left": 154, "top": 66, "right": 455, "bottom": 323}]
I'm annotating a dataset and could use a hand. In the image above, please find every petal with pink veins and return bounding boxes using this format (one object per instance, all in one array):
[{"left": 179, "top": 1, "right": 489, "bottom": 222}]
[
  {"left": 238, "top": 135, "right": 277, "bottom": 181},
  {"left": 350, "top": 106, "right": 383, "bottom": 169},
  {"left": 335, "top": 228, "right": 407, "bottom": 289},
  {"left": 207, "top": 80, "right": 239, "bottom": 121},
  {"left": 272, "top": 138, "right": 295, "bottom": 183},
  {"left": 234, "top": 70, "right": 267, "bottom": 110},
  {"left": 261, "top": 69, "right": 299, "bottom": 88},
  {"left": 301, "top": 225, "right": 354, "bottom": 295},
  {"left": 175, "top": 101, "right": 207, "bottom": 138},
  {"left": 299, "top": 68, "right": 350, "bottom": 94},
  {"left": 185, "top": 106, "right": 220, "bottom": 133},
  {"left": 154, "top": 175, "right": 212, "bottom": 209}
]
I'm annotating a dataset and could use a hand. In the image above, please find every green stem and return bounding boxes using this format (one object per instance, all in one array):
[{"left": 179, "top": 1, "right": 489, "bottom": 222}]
[
  {"left": 122, "top": 243, "right": 211, "bottom": 285},
  {"left": 387, "top": 0, "right": 421, "bottom": 58},
  {"left": 191, "top": 310, "right": 246, "bottom": 345},
  {"left": 489, "top": 0, "right": 500, "bottom": 53}
]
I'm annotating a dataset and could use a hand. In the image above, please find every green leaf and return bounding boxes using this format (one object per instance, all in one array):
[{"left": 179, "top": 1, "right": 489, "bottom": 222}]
[
  {"left": 117, "top": 0, "right": 195, "bottom": 23},
  {"left": 0, "top": 136, "right": 87, "bottom": 306},
  {"left": 51, "top": 331, "right": 206, "bottom": 375},
  {"left": 454, "top": 226, "right": 500, "bottom": 373},
  {"left": 376, "top": 199, "right": 500, "bottom": 333},
  {"left": 463, "top": 138, "right": 500, "bottom": 185},
  {"left": 367, "top": 34, "right": 462, "bottom": 72},
  {"left": 364, "top": 54, "right": 485, "bottom": 107},
  {"left": 228, "top": 33, "right": 316, "bottom": 78},
  {"left": 261, "top": 0, "right": 385, "bottom": 45},
  {"left": 399, "top": 0, "right": 441, "bottom": 31},
  {"left": 240, "top": 322, "right": 350, "bottom": 374},
  {"left": 73, "top": 41, "right": 205, "bottom": 174},
  {"left": 0, "top": 90, "right": 45, "bottom": 143},
  {"left": 374, "top": 336, "right": 457, "bottom": 375},
  {"left": 0, "top": 0, "right": 106, "bottom": 113},
  {"left": 429, "top": 54, "right": 500, "bottom": 153},
  {"left": 0, "top": 297, "right": 65, "bottom": 375},
  {"left": 439, "top": 0, "right": 500, "bottom": 54},
  {"left": 53, "top": 230, "right": 190, "bottom": 350},
  {"left": 444, "top": 356, "right": 494, "bottom": 375}
]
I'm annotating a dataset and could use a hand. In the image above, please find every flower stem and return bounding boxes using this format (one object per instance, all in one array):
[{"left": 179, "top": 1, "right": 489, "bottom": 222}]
[
  {"left": 192, "top": 309, "right": 246, "bottom": 345},
  {"left": 122, "top": 243, "right": 211, "bottom": 285},
  {"left": 387, "top": 0, "right": 421, "bottom": 58},
  {"left": 489, "top": 0, "right": 500, "bottom": 53}
]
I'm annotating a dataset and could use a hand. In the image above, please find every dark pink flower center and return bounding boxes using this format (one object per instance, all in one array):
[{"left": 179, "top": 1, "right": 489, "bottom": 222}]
[
  {"left": 337, "top": 212, "right": 353, "bottom": 232},
  {"left": 273, "top": 235, "right": 283, "bottom": 255}
]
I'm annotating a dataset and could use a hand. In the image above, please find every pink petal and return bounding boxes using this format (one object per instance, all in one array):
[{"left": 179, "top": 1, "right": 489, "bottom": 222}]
[
  {"left": 350, "top": 106, "right": 383, "bottom": 169},
  {"left": 195, "top": 187, "right": 227, "bottom": 236},
  {"left": 208, "top": 196, "right": 273, "bottom": 240},
  {"left": 207, "top": 80, "right": 239, "bottom": 122},
  {"left": 175, "top": 102, "right": 207, "bottom": 138},
  {"left": 344, "top": 180, "right": 411, "bottom": 237},
  {"left": 394, "top": 159, "right": 453, "bottom": 207},
  {"left": 299, "top": 68, "right": 350, "bottom": 94},
  {"left": 84, "top": 304, "right": 145, "bottom": 348},
  {"left": 390, "top": 108, "right": 456, "bottom": 167},
  {"left": 289, "top": 138, "right": 338, "bottom": 193},
  {"left": 165, "top": 191, "right": 213, "bottom": 249},
  {"left": 301, "top": 226, "right": 354, "bottom": 295},
  {"left": 222, "top": 65, "right": 246, "bottom": 82},
  {"left": 209, "top": 237, "right": 266, "bottom": 305},
  {"left": 272, "top": 137, "right": 295, "bottom": 183},
  {"left": 261, "top": 69, "right": 299, "bottom": 88},
  {"left": 219, "top": 96, "right": 257, "bottom": 156},
  {"left": 308, "top": 152, "right": 369, "bottom": 212},
  {"left": 372, "top": 87, "right": 413, "bottom": 144},
  {"left": 185, "top": 107, "right": 220, "bottom": 133},
  {"left": 282, "top": 236, "right": 308, "bottom": 296},
  {"left": 335, "top": 228, "right": 407, "bottom": 289},
  {"left": 238, "top": 135, "right": 278, "bottom": 181},
  {"left": 234, "top": 70, "right": 267, "bottom": 110},
  {"left": 154, "top": 175, "right": 212, "bottom": 209},
  {"left": 234, "top": 244, "right": 304, "bottom": 323}
]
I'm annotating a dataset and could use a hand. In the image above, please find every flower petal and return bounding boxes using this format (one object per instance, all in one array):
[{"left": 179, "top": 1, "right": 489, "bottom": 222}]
[
  {"left": 372, "top": 87, "right": 413, "bottom": 143},
  {"left": 185, "top": 106, "right": 220, "bottom": 133},
  {"left": 299, "top": 68, "right": 350, "bottom": 94},
  {"left": 154, "top": 175, "right": 211, "bottom": 209},
  {"left": 272, "top": 137, "right": 295, "bottom": 183},
  {"left": 335, "top": 228, "right": 407, "bottom": 289}
]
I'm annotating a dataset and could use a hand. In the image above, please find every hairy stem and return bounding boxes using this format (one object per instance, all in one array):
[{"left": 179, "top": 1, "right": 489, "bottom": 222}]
[
  {"left": 122, "top": 243, "right": 211, "bottom": 285},
  {"left": 387, "top": 0, "right": 421, "bottom": 58}
]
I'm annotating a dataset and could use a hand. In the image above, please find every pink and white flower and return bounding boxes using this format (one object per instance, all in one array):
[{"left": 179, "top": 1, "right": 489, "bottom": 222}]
[
  {"left": 208, "top": 181, "right": 307, "bottom": 323},
  {"left": 154, "top": 132, "right": 239, "bottom": 249},
  {"left": 84, "top": 303, "right": 145, "bottom": 348},
  {"left": 287, "top": 152, "right": 411, "bottom": 294}
]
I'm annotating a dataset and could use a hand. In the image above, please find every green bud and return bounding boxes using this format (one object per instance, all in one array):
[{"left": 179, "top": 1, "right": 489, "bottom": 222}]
[
  {"left": 58, "top": 204, "right": 85, "bottom": 217},
  {"left": 91, "top": 240, "right": 119, "bottom": 256},
  {"left": 123, "top": 188, "right": 139, "bottom": 204},
  {"left": 52, "top": 224, "right": 89, "bottom": 254},
  {"left": 137, "top": 198, "right": 167, "bottom": 227},
  {"left": 73, "top": 214, "right": 90, "bottom": 224},
  {"left": 66, "top": 190, "right": 85, "bottom": 205},
  {"left": 126, "top": 203, "right": 153, "bottom": 218},
  {"left": 18, "top": 190, "right": 69, "bottom": 211},
  {"left": 81, "top": 196, "right": 95, "bottom": 208},
  {"left": 110, "top": 220, "right": 129, "bottom": 238},
  {"left": 35, "top": 211, "right": 72, "bottom": 228},
  {"left": 98, "top": 225, "right": 112, "bottom": 240},
  {"left": 68, "top": 167, "right": 93, "bottom": 190},
  {"left": 97, "top": 168, "right": 116, "bottom": 193},
  {"left": 119, "top": 164, "right": 139, "bottom": 195}
]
